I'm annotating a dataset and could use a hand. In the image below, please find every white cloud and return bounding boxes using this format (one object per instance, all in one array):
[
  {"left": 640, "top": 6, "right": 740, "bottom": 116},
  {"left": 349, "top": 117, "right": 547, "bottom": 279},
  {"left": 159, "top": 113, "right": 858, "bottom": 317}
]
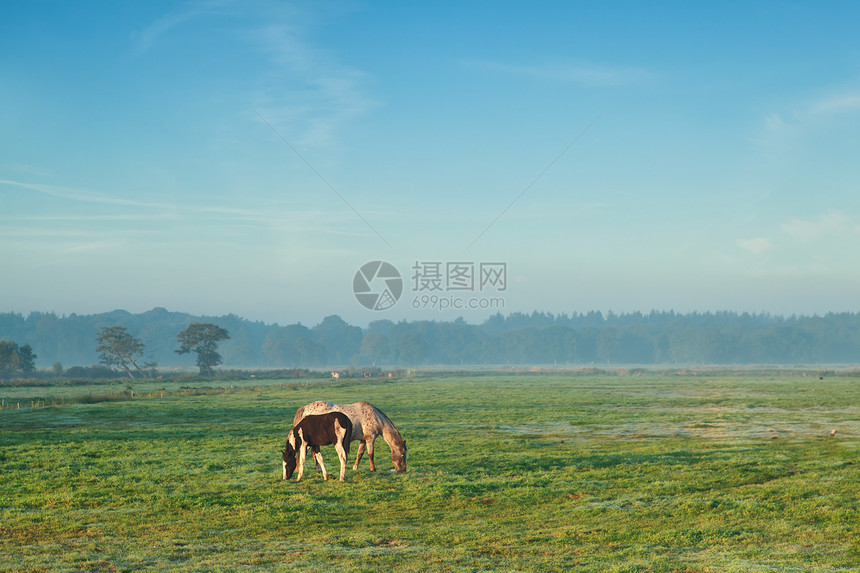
[
  {"left": 133, "top": 0, "right": 246, "bottom": 54},
  {"left": 763, "top": 112, "right": 788, "bottom": 132},
  {"left": 781, "top": 209, "right": 860, "bottom": 241},
  {"left": 757, "top": 91, "right": 860, "bottom": 148},
  {"left": 0, "top": 178, "right": 383, "bottom": 245},
  {"left": 0, "top": 178, "right": 168, "bottom": 209},
  {"left": 0, "top": 163, "right": 55, "bottom": 177},
  {"left": 134, "top": 7, "right": 200, "bottom": 53},
  {"left": 810, "top": 95, "right": 860, "bottom": 115},
  {"left": 135, "top": 2, "right": 376, "bottom": 149},
  {"left": 248, "top": 25, "right": 378, "bottom": 148},
  {"left": 61, "top": 241, "right": 125, "bottom": 255},
  {"left": 736, "top": 237, "right": 773, "bottom": 256}
]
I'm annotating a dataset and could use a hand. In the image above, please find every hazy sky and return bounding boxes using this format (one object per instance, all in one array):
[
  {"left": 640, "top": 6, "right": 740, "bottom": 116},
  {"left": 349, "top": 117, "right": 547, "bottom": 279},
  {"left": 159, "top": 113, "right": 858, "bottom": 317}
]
[{"left": 3, "top": 1, "right": 860, "bottom": 326}]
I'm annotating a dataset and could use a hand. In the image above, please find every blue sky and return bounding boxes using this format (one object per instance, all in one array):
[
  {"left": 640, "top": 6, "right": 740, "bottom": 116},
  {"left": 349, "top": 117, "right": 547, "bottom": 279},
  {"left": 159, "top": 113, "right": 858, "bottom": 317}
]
[{"left": 2, "top": 1, "right": 860, "bottom": 326}]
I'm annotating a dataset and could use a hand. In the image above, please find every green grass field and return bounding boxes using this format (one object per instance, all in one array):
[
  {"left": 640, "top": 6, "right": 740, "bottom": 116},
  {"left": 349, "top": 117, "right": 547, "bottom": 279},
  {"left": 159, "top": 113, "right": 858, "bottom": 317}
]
[{"left": 1, "top": 373, "right": 858, "bottom": 572}]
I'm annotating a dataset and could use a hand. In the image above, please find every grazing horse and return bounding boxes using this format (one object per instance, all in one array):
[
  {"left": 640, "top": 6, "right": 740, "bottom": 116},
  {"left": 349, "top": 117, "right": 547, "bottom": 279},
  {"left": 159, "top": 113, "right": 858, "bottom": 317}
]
[
  {"left": 282, "top": 412, "right": 352, "bottom": 482},
  {"left": 294, "top": 401, "right": 407, "bottom": 473}
]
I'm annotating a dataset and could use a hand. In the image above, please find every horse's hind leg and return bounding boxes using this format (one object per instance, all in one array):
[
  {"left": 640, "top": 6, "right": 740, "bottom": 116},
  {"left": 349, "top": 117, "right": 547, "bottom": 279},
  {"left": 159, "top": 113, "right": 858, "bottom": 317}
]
[
  {"left": 312, "top": 449, "right": 323, "bottom": 474},
  {"left": 313, "top": 447, "right": 328, "bottom": 480},
  {"left": 353, "top": 441, "right": 367, "bottom": 470},
  {"left": 335, "top": 439, "right": 348, "bottom": 481}
]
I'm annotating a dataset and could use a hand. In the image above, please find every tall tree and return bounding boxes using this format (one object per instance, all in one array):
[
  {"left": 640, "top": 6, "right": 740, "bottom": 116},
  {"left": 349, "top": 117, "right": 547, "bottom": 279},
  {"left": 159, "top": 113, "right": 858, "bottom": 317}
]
[
  {"left": 176, "top": 323, "right": 230, "bottom": 375},
  {"left": 0, "top": 341, "right": 37, "bottom": 376},
  {"left": 17, "top": 343, "right": 37, "bottom": 374},
  {"left": 96, "top": 326, "right": 148, "bottom": 378},
  {"left": 0, "top": 341, "right": 20, "bottom": 376}
]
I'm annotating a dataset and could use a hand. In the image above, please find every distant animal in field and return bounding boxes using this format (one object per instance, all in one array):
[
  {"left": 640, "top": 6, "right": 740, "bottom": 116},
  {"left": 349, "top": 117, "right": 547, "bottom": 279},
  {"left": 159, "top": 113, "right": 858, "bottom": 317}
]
[
  {"left": 282, "top": 412, "right": 352, "bottom": 482},
  {"left": 294, "top": 401, "right": 407, "bottom": 473}
]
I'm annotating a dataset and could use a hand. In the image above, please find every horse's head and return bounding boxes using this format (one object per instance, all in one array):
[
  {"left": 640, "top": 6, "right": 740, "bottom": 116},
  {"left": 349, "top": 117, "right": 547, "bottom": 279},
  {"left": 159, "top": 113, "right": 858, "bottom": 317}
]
[
  {"left": 282, "top": 446, "right": 297, "bottom": 480},
  {"left": 282, "top": 430, "right": 300, "bottom": 480},
  {"left": 392, "top": 439, "right": 407, "bottom": 473}
]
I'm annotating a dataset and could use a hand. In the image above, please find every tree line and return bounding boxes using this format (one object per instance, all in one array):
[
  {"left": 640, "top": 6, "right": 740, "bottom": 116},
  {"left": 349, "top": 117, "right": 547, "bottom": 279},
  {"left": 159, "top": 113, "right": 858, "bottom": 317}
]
[{"left": 1, "top": 308, "right": 859, "bottom": 373}]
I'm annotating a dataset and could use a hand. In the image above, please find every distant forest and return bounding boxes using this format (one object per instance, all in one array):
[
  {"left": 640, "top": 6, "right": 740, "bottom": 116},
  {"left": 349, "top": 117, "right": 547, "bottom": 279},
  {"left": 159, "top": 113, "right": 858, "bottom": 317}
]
[{"left": 1, "top": 307, "right": 859, "bottom": 371}]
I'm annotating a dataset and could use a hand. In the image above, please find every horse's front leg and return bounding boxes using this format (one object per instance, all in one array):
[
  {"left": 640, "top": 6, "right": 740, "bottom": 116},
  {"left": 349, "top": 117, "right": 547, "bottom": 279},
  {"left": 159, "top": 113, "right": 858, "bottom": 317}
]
[
  {"left": 353, "top": 441, "right": 367, "bottom": 470},
  {"left": 366, "top": 436, "right": 376, "bottom": 472},
  {"left": 296, "top": 444, "right": 307, "bottom": 482}
]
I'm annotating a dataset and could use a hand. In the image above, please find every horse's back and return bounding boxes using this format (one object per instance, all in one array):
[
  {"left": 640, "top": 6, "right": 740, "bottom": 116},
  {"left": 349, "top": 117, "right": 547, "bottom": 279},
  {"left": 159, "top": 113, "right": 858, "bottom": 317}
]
[
  {"left": 295, "top": 401, "right": 364, "bottom": 440},
  {"left": 296, "top": 412, "right": 352, "bottom": 447},
  {"left": 294, "top": 400, "right": 334, "bottom": 426}
]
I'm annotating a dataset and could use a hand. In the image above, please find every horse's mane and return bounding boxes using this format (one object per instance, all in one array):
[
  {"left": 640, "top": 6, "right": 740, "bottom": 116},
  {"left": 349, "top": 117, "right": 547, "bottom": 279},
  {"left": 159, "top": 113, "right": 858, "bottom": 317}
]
[
  {"left": 368, "top": 403, "right": 391, "bottom": 425},
  {"left": 366, "top": 403, "right": 403, "bottom": 445}
]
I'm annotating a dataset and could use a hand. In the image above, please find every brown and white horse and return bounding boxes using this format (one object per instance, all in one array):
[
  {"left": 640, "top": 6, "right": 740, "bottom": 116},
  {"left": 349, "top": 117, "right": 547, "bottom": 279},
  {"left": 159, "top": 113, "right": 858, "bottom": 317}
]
[
  {"left": 282, "top": 412, "right": 352, "bottom": 482},
  {"left": 294, "top": 401, "right": 407, "bottom": 473}
]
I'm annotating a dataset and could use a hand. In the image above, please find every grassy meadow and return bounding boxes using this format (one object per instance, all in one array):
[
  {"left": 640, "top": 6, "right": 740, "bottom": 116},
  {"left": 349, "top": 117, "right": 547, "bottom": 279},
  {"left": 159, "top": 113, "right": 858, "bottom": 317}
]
[{"left": 1, "top": 372, "right": 858, "bottom": 572}]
